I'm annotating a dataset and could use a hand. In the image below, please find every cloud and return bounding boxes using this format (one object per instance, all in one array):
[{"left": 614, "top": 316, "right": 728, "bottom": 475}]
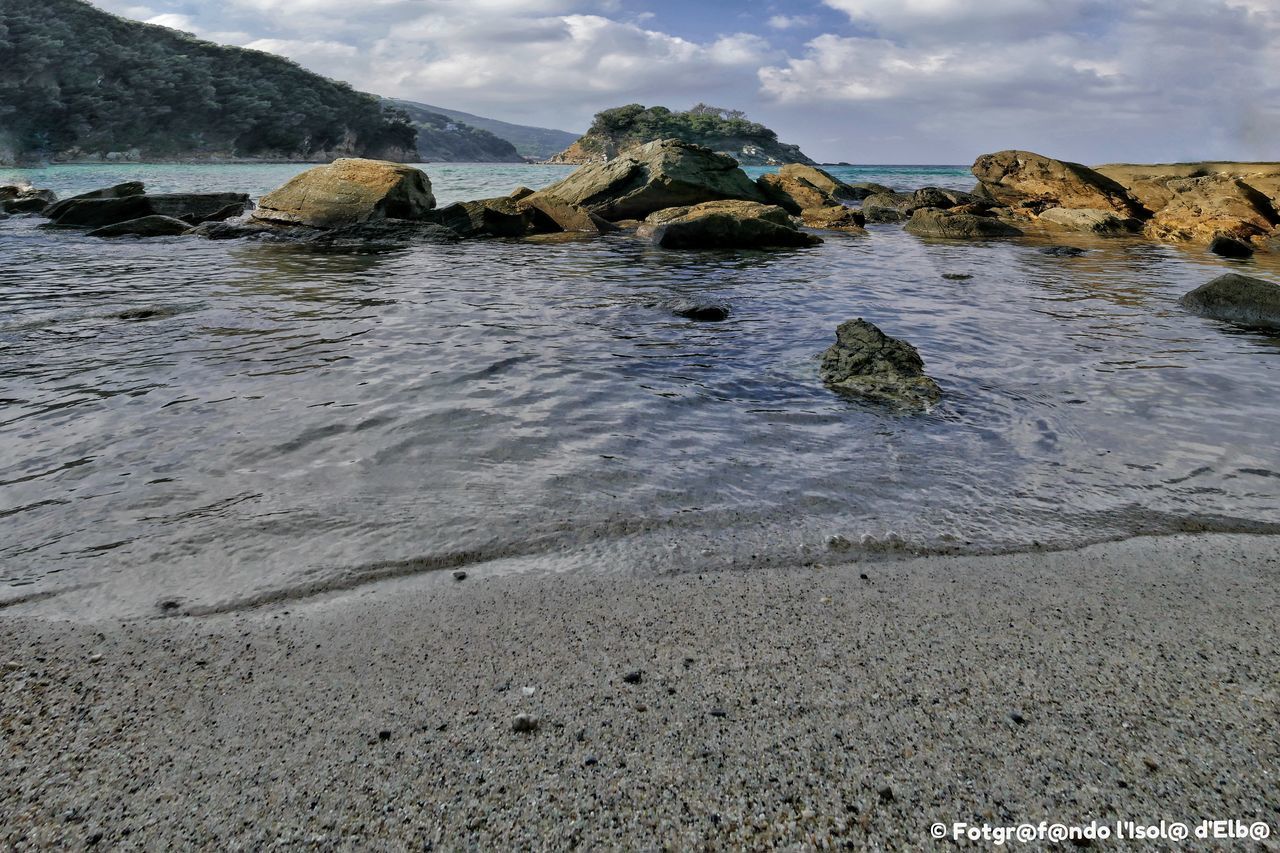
[{"left": 767, "top": 15, "right": 816, "bottom": 31}]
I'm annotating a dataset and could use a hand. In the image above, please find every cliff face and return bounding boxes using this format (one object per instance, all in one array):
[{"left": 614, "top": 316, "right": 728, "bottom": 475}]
[
  {"left": 0, "top": 0, "right": 416, "bottom": 164},
  {"left": 546, "top": 105, "right": 815, "bottom": 167}
]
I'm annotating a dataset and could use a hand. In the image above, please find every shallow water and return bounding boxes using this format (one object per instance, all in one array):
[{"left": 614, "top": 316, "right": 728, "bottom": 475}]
[{"left": 2, "top": 163, "right": 1279, "bottom": 618}]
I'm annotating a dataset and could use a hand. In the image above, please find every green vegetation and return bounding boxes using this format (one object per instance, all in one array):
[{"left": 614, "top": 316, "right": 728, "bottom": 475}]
[
  {"left": 568, "top": 104, "right": 813, "bottom": 165},
  {"left": 0, "top": 0, "right": 416, "bottom": 163},
  {"left": 384, "top": 100, "right": 523, "bottom": 163}
]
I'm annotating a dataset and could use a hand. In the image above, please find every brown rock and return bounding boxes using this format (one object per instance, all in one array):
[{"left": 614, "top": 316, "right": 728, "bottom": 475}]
[
  {"left": 972, "top": 150, "right": 1148, "bottom": 219},
  {"left": 1035, "top": 207, "right": 1142, "bottom": 235},
  {"left": 637, "top": 200, "right": 820, "bottom": 249},
  {"left": 801, "top": 205, "right": 866, "bottom": 231},
  {"left": 1144, "top": 175, "right": 1278, "bottom": 243},
  {"left": 518, "top": 193, "right": 618, "bottom": 234},
  {"left": 904, "top": 208, "right": 1023, "bottom": 239},
  {"left": 253, "top": 159, "right": 435, "bottom": 229}
]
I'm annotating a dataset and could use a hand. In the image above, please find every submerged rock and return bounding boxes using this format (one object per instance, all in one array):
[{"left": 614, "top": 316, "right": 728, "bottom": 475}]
[
  {"left": 43, "top": 182, "right": 143, "bottom": 220},
  {"left": 47, "top": 191, "right": 250, "bottom": 229},
  {"left": 48, "top": 195, "right": 153, "bottom": 228},
  {"left": 905, "top": 208, "right": 1023, "bottom": 239},
  {"left": 1036, "top": 207, "right": 1142, "bottom": 235},
  {"left": 972, "top": 150, "right": 1148, "bottom": 219},
  {"left": 87, "top": 215, "right": 192, "bottom": 238},
  {"left": 1208, "top": 235, "right": 1254, "bottom": 258},
  {"left": 821, "top": 319, "right": 941, "bottom": 407},
  {"left": 1041, "top": 245, "right": 1087, "bottom": 257},
  {"left": 669, "top": 298, "right": 731, "bottom": 321},
  {"left": 534, "top": 138, "right": 767, "bottom": 221},
  {"left": 253, "top": 159, "right": 436, "bottom": 229},
  {"left": 146, "top": 193, "right": 251, "bottom": 225},
  {"left": 638, "top": 200, "right": 821, "bottom": 250},
  {"left": 1180, "top": 273, "right": 1280, "bottom": 329}
]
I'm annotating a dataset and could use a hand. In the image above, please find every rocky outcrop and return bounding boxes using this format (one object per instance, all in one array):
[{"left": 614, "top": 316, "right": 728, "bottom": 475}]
[
  {"left": 1035, "top": 207, "right": 1142, "bottom": 235},
  {"left": 636, "top": 200, "right": 821, "bottom": 249},
  {"left": 757, "top": 164, "right": 864, "bottom": 214},
  {"left": 1143, "top": 175, "right": 1278, "bottom": 243},
  {"left": 47, "top": 190, "right": 251, "bottom": 229},
  {"left": 534, "top": 139, "right": 767, "bottom": 221},
  {"left": 860, "top": 187, "right": 991, "bottom": 224},
  {"left": 87, "top": 215, "right": 192, "bottom": 238},
  {"left": 427, "top": 198, "right": 532, "bottom": 238},
  {"left": 253, "top": 159, "right": 435, "bottom": 229},
  {"left": 800, "top": 206, "right": 866, "bottom": 231},
  {"left": 47, "top": 196, "right": 153, "bottom": 228},
  {"left": 1, "top": 185, "right": 58, "bottom": 214},
  {"left": 147, "top": 194, "right": 250, "bottom": 224},
  {"left": 1180, "top": 273, "right": 1280, "bottom": 328},
  {"left": 1096, "top": 163, "right": 1280, "bottom": 211},
  {"left": 820, "top": 319, "right": 942, "bottom": 408},
  {"left": 904, "top": 208, "right": 1023, "bottom": 239},
  {"left": 517, "top": 194, "right": 618, "bottom": 234},
  {"left": 972, "top": 150, "right": 1148, "bottom": 219},
  {"left": 44, "top": 182, "right": 144, "bottom": 220}
]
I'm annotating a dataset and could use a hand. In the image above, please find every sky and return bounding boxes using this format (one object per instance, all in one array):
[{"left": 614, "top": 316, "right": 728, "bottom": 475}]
[{"left": 91, "top": 0, "right": 1280, "bottom": 164}]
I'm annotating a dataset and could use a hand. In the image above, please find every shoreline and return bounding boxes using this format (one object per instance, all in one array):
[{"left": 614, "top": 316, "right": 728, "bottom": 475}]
[{"left": 3, "top": 533, "right": 1277, "bottom": 847}]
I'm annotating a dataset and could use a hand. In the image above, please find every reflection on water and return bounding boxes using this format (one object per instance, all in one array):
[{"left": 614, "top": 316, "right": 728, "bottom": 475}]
[{"left": 1, "top": 165, "right": 1279, "bottom": 617}]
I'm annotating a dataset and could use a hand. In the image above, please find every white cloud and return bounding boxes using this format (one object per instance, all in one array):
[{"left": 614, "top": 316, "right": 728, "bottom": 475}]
[{"left": 767, "top": 15, "right": 815, "bottom": 30}]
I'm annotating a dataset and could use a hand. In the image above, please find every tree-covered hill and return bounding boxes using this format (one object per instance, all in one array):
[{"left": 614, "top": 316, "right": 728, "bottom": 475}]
[
  {"left": 548, "top": 104, "right": 814, "bottom": 166},
  {"left": 398, "top": 101, "right": 580, "bottom": 161},
  {"left": 0, "top": 0, "right": 416, "bottom": 164},
  {"left": 384, "top": 100, "right": 524, "bottom": 163}
]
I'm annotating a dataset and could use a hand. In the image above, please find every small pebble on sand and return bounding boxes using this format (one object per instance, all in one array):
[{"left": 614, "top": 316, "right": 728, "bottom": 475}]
[
  {"left": 512, "top": 713, "right": 538, "bottom": 733},
  {"left": 452, "top": 570, "right": 467, "bottom": 581},
  {"left": 622, "top": 670, "right": 642, "bottom": 684}
]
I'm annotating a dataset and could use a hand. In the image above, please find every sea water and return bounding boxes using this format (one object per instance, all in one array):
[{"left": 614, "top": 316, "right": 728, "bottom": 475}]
[{"left": 2, "top": 163, "right": 1278, "bottom": 617}]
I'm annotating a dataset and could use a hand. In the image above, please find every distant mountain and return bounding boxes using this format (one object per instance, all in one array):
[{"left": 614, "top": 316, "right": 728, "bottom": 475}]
[
  {"left": 390, "top": 100, "right": 580, "bottom": 161},
  {"left": 387, "top": 100, "right": 523, "bottom": 163},
  {"left": 549, "top": 104, "right": 815, "bottom": 167},
  {"left": 0, "top": 0, "right": 416, "bottom": 164}
]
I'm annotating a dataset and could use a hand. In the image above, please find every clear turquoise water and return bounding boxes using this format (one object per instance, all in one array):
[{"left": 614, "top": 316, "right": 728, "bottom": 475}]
[{"left": 2, "top": 163, "right": 1278, "bottom": 618}]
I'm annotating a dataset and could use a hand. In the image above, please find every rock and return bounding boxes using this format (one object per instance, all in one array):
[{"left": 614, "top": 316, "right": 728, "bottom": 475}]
[
  {"left": 1009, "top": 711, "right": 1027, "bottom": 725},
  {"left": 187, "top": 219, "right": 275, "bottom": 241},
  {"left": 1, "top": 186, "right": 57, "bottom": 214},
  {"left": 820, "top": 318, "right": 942, "bottom": 408},
  {"left": 427, "top": 198, "right": 534, "bottom": 238},
  {"left": 253, "top": 159, "right": 435, "bottom": 229},
  {"left": 861, "top": 192, "right": 914, "bottom": 223},
  {"left": 780, "top": 164, "right": 862, "bottom": 201},
  {"left": 1144, "top": 175, "right": 1278, "bottom": 243},
  {"left": 452, "top": 570, "right": 467, "bottom": 581},
  {"left": 512, "top": 713, "right": 539, "bottom": 733},
  {"left": 878, "top": 785, "right": 895, "bottom": 803},
  {"left": 904, "top": 208, "right": 1023, "bottom": 239},
  {"left": 509, "top": 186, "right": 536, "bottom": 201},
  {"left": 757, "top": 164, "right": 860, "bottom": 214},
  {"left": 827, "top": 534, "right": 853, "bottom": 550},
  {"left": 1041, "top": 246, "right": 1086, "bottom": 257},
  {"left": 146, "top": 193, "right": 251, "bottom": 224},
  {"left": 1180, "top": 273, "right": 1280, "bottom": 329},
  {"left": 622, "top": 670, "right": 643, "bottom": 684},
  {"left": 847, "top": 182, "right": 896, "bottom": 199},
  {"left": 638, "top": 200, "right": 821, "bottom": 250},
  {"left": 86, "top": 215, "right": 192, "bottom": 238},
  {"left": 583, "top": 755, "right": 599, "bottom": 766},
  {"left": 941, "top": 273, "right": 972, "bottom": 280},
  {"left": 302, "top": 221, "right": 461, "bottom": 248},
  {"left": 47, "top": 196, "right": 152, "bottom": 228},
  {"left": 800, "top": 205, "right": 865, "bottom": 231},
  {"left": 378, "top": 729, "right": 392, "bottom": 741},
  {"left": 1035, "top": 207, "right": 1142, "bottom": 235},
  {"left": 43, "top": 182, "right": 143, "bottom": 220},
  {"left": 518, "top": 193, "right": 618, "bottom": 234},
  {"left": 1208, "top": 235, "right": 1254, "bottom": 258},
  {"left": 972, "top": 150, "right": 1148, "bottom": 219},
  {"left": 534, "top": 138, "right": 767, "bottom": 221},
  {"left": 669, "top": 299, "right": 730, "bottom": 321}
]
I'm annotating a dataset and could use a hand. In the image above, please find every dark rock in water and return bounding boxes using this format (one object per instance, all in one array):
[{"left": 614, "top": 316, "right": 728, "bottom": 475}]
[
  {"left": 301, "top": 220, "right": 461, "bottom": 247},
  {"left": 146, "top": 193, "right": 251, "bottom": 224},
  {"left": 2, "top": 187, "right": 57, "bottom": 214},
  {"left": 1208, "top": 235, "right": 1254, "bottom": 258},
  {"left": 187, "top": 219, "right": 275, "bottom": 240},
  {"left": 1040, "top": 245, "right": 1087, "bottom": 256},
  {"left": 44, "top": 182, "right": 144, "bottom": 220},
  {"left": 861, "top": 192, "right": 913, "bottom": 223},
  {"left": 640, "top": 200, "right": 821, "bottom": 250},
  {"left": 49, "top": 196, "right": 153, "bottom": 228},
  {"left": 518, "top": 194, "right": 619, "bottom": 235},
  {"left": 905, "top": 208, "right": 1023, "bottom": 239},
  {"left": 427, "top": 198, "right": 533, "bottom": 238},
  {"left": 669, "top": 298, "right": 730, "bottom": 321},
  {"left": 1180, "top": 273, "right": 1280, "bottom": 329},
  {"left": 942, "top": 273, "right": 972, "bottom": 280},
  {"left": 87, "top": 215, "right": 192, "bottom": 238},
  {"left": 113, "top": 306, "right": 184, "bottom": 321},
  {"left": 911, "top": 187, "right": 956, "bottom": 209},
  {"left": 820, "top": 318, "right": 942, "bottom": 408},
  {"left": 848, "top": 182, "right": 895, "bottom": 199}
]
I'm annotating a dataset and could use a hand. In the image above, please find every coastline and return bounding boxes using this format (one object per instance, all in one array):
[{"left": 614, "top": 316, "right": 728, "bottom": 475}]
[{"left": 4, "top": 533, "right": 1277, "bottom": 848}]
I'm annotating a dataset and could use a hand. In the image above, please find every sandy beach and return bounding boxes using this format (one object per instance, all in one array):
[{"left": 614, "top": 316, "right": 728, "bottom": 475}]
[{"left": 2, "top": 533, "right": 1278, "bottom": 849}]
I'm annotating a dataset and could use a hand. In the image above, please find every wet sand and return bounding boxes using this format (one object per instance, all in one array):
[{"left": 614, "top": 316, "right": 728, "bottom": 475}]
[{"left": 2, "top": 533, "right": 1278, "bottom": 849}]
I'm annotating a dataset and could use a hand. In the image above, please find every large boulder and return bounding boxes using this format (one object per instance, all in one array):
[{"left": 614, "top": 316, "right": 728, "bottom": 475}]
[
  {"left": 904, "top": 208, "right": 1023, "bottom": 239},
  {"left": 757, "top": 164, "right": 862, "bottom": 214},
  {"left": 253, "top": 159, "right": 435, "bottom": 229},
  {"left": 47, "top": 195, "right": 153, "bottom": 228},
  {"left": 820, "top": 319, "right": 942, "bottom": 408},
  {"left": 534, "top": 139, "right": 767, "bottom": 221},
  {"left": 427, "top": 197, "right": 535, "bottom": 238},
  {"left": 1180, "top": 273, "right": 1280, "bottom": 329},
  {"left": 516, "top": 193, "right": 618, "bottom": 234},
  {"left": 87, "top": 215, "right": 192, "bottom": 238},
  {"left": 972, "top": 150, "right": 1148, "bottom": 219},
  {"left": 1, "top": 185, "right": 58, "bottom": 214},
  {"left": 1035, "top": 207, "right": 1142, "bottom": 235},
  {"left": 44, "top": 182, "right": 144, "bottom": 220},
  {"left": 637, "top": 200, "right": 821, "bottom": 249},
  {"left": 1143, "top": 175, "right": 1278, "bottom": 243}
]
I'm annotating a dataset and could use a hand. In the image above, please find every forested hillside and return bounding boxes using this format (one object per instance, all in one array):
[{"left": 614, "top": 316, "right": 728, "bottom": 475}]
[
  {"left": 0, "top": 0, "right": 416, "bottom": 163},
  {"left": 385, "top": 100, "right": 523, "bottom": 163}
]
